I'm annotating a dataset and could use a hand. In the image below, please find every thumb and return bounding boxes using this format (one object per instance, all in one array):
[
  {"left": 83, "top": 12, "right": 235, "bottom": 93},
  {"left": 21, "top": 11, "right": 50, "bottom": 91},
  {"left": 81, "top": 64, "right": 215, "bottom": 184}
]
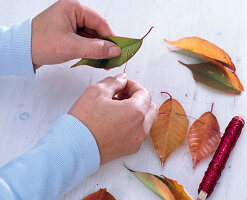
[
  {"left": 97, "top": 73, "right": 128, "bottom": 98},
  {"left": 72, "top": 35, "right": 121, "bottom": 59}
]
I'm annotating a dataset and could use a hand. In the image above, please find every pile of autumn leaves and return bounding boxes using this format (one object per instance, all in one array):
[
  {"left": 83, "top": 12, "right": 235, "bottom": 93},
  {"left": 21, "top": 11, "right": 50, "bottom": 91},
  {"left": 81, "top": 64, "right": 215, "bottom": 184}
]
[
  {"left": 77, "top": 36, "right": 243, "bottom": 200},
  {"left": 151, "top": 37, "right": 243, "bottom": 168}
]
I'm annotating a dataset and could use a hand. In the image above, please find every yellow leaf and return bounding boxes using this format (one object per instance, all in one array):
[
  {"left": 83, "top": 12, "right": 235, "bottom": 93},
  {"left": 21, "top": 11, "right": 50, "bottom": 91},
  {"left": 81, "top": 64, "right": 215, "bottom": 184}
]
[{"left": 126, "top": 167, "right": 193, "bottom": 200}]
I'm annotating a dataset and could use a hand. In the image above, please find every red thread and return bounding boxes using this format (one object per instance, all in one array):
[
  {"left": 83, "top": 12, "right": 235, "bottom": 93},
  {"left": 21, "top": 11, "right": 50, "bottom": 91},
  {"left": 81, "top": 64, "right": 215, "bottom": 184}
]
[
  {"left": 159, "top": 112, "right": 223, "bottom": 134},
  {"left": 198, "top": 116, "right": 245, "bottom": 197}
]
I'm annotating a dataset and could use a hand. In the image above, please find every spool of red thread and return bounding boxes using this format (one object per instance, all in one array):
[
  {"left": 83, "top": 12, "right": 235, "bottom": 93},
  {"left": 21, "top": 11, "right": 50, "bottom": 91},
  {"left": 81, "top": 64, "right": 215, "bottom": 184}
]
[{"left": 197, "top": 115, "right": 245, "bottom": 200}]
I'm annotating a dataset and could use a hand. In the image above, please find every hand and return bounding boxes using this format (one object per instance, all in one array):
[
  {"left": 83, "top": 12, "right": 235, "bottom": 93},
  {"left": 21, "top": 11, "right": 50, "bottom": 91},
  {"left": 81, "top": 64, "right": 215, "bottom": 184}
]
[
  {"left": 68, "top": 74, "right": 158, "bottom": 164},
  {"left": 31, "top": 0, "right": 121, "bottom": 68}
]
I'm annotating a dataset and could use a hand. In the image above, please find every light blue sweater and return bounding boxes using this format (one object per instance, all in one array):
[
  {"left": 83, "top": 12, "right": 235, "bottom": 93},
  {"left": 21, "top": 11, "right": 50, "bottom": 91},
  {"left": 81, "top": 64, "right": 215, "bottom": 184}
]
[{"left": 0, "top": 19, "right": 100, "bottom": 200}]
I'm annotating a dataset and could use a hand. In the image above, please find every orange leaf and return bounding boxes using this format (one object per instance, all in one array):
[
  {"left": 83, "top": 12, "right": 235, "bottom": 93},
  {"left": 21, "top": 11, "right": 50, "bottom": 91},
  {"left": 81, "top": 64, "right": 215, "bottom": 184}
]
[
  {"left": 83, "top": 189, "right": 116, "bottom": 200},
  {"left": 164, "top": 37, "right": 235, "bottom": 71},
  {"left": 187, "top": 106, "right": 221, "bottom": 168},
  {"left": 151, "top": 94, "right": 189, "bottom": 166}
]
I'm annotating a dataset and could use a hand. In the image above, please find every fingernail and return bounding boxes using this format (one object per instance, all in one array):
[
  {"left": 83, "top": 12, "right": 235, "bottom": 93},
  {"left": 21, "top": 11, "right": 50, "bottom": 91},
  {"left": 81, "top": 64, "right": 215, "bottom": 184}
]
[
  {"left": 116, "top": 73, "right": 127, "bottom": 79},
  {"left": 108, "top": 46, "right": 121, "bottom": 57}
]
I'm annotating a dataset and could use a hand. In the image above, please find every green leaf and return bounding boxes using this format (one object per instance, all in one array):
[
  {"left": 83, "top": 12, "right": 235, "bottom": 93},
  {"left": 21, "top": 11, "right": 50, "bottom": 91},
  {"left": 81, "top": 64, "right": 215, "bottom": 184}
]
[
  {"left": 71, "top": 27, "right": 153, "bottom": 69},
  {"left": 179, "top": 61, "right": 244, "bottom": 94},
  {"left": 126, "top": 166, "right": 192, "bottom": 200}
]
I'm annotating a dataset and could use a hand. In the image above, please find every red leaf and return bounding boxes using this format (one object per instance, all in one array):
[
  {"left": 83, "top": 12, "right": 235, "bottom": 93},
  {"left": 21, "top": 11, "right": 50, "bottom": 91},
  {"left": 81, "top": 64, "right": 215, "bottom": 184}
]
[
  {"left": 187, "top": 106, "right": 221, "bottom": 168},
  {"left": 82, "top": 189, "right": 116, "bottom": 200}
]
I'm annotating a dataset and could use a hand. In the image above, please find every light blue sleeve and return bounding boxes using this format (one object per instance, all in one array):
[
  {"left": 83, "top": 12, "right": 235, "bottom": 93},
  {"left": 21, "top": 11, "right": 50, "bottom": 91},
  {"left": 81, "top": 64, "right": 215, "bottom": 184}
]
[
  {"left": 0, "top": 20, "right": 100, "bottom": 199},
  {"left": 0, "top": 114, "right": 100, "bottom": 200},
  {"left": 0, "top": 19, "right": 34, "bottom": 76}
]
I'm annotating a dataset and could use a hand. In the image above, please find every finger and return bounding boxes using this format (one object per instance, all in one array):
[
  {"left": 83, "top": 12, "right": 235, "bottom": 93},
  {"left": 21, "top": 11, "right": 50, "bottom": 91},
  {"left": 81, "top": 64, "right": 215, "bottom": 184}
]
[
  {"left": 97, "top": 73, "right": 127, "bottom": 98},
  {"left": 76, "top": 4, "right": 115, "bottom": 37},
  {"left": 77, "top": 27, "right": 99, "bottom": 38},
  {"left": 112, "top": 91, "right": 130, "bottom": 101},
  {"left": 124, "top": 79, "right": 152, "bottom": 107},
  {"left": 71, "top": 35, "right": 121, "bottom": 59},
  {"left": 123, "top": 79, "right": 146, "bottom": 97},
  {"left": 115, "top": 91, "right": 130, "bottom": 100},
  {"left": 81, "top": 27, "right": 99, "bottom": 37},
  {"left": 143, "top": 103, "right": 159, "bottom": 134}
]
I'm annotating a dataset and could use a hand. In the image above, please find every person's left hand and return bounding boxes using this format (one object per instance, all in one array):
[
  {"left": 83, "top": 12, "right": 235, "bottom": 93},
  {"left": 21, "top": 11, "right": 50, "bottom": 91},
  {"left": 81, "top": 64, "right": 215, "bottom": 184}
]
[{"left": 31, "top": 0, "right": 121, "bottom": 69}]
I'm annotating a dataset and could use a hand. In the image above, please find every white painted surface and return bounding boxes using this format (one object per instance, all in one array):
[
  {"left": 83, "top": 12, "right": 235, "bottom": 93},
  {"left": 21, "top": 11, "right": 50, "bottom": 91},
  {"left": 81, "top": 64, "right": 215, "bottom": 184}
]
[{"left": 0, "top": 0, "right": 247, "bottom": 199}]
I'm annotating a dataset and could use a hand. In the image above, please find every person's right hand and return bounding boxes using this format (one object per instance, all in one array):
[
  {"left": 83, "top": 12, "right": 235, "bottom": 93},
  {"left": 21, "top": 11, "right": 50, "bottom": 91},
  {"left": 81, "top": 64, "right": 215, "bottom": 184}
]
[{"left": 69, "top": 74, "right": 158, "bottom": 164}]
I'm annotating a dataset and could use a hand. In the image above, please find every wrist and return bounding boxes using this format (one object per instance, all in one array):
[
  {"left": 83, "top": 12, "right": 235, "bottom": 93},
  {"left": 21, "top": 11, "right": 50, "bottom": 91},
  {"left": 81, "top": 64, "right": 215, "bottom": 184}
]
[
  {"left": 31, "top": 16, "right": 40, "bottom": 69},
  {"left": 68, "top": 109, "right": 106, "bottom": 164},
  {"left": 0, "top": 18, "right": 35, "bottom": 76}
]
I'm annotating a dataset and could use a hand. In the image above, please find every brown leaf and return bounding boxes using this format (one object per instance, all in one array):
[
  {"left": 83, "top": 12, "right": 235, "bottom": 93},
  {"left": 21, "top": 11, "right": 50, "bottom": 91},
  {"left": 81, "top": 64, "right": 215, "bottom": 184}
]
[
  {"left": 187, "top": 106, "right": 221, "bottom": 168},
  {"left": 83, "top": 189, "right": 116, "bottom": 200},
  {"left": 151, "top": 93, "right": 189, "bottom": 166},
  {"left": 164, "top": 37, "right": 235, "bottom": 71}
]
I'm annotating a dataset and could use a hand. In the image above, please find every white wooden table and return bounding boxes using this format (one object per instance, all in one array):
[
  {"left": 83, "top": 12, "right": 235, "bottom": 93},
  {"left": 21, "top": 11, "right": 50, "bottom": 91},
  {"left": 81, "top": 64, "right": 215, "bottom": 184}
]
[{"left": 1, "top": 0, "right": 247, "bottom": 199}]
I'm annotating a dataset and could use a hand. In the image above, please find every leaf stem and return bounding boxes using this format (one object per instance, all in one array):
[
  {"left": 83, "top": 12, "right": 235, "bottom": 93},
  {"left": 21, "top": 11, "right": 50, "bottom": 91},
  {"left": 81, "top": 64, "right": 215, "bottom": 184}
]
[
  {"left": 211, "top": 103, "right": 214, "bottom": 113},
  {"left": 160, "top": 91, "right": 172, "bottom": 99},
  {"left": 141, "top": 26, "right": 154, "bottom": 40}
]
